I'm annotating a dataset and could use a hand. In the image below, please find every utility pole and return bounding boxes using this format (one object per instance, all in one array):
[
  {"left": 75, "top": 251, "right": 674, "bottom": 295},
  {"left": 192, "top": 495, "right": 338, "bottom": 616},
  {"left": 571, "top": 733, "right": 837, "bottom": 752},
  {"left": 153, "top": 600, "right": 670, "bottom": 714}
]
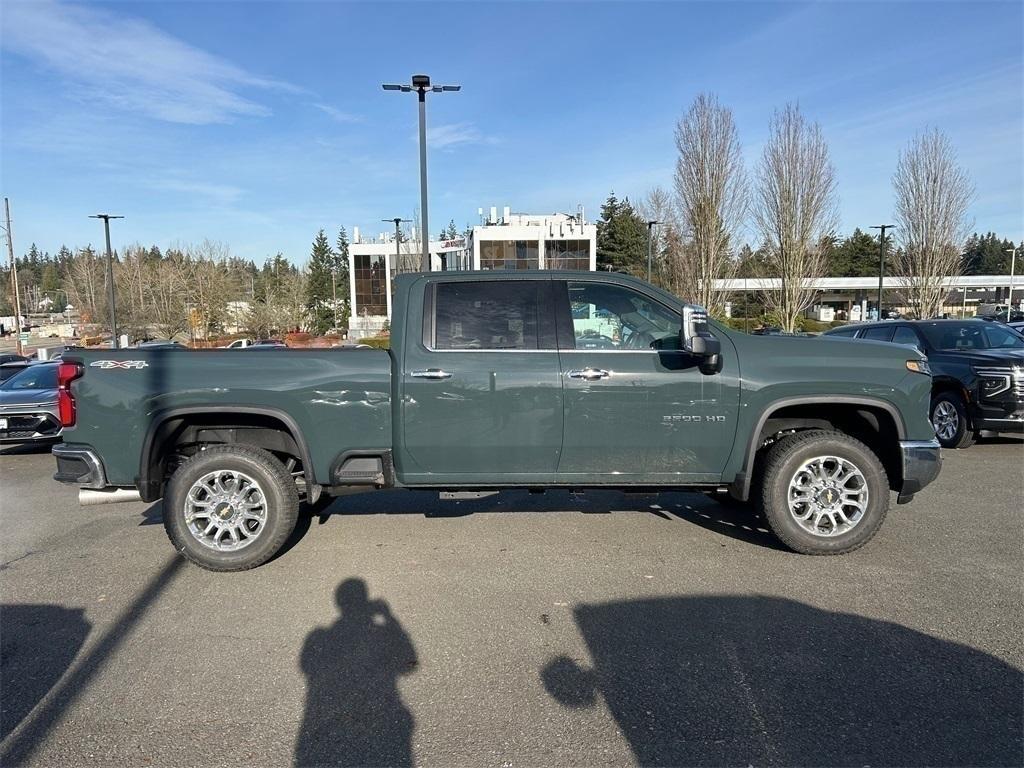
[
  {"left": 3, "top": 198, "right": 24, "bottom": 355},
  {"left": 90, "top": 214, "right": 124, "bottom": 347},
  {"left": 646, "top": 220, "right": 659, "bottom": 283},
  {"left": 383, "top": 75, "right": 461, "bottom": 272},
  {"left": 870, "top": 224, "right": 895, "bottom": 320},
  {"left": 1006, "top": 245, "right": 1019, "bottom": 321}
]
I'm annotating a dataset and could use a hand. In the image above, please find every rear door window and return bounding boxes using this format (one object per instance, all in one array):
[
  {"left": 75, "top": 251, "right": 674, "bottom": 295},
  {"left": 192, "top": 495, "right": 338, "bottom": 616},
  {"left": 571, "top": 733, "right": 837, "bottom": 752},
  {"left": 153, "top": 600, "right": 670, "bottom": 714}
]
[
  {"left": 861, "top": 326, "right": 894, "bottom": 342},
  {"left": 433, "top": 281, "right": 541, "bottom": 350},
  {"left": 827, "top": 327, "right": 858, "bottom": 338},
  {"left": 891, "top": 326, "right": 923, "bottom": 350}
]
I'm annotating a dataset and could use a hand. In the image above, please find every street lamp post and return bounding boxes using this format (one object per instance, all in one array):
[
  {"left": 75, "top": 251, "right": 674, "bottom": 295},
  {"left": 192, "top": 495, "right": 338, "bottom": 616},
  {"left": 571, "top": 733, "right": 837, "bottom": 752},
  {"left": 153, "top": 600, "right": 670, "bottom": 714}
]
[
  {"left": 90, "top": 214, "right": 124, "bottom": 347},
  {"left": 646, "top": 220, "right": 659, "bottom": 283},
  {"left": 1006, "top": 246, "right": 1019, "bottom": 320},
  {"left": 383, "top": 218, "right": 412, "bottom": 274},
  {"left": 870, "top": 224, "right": 895, "bottom": 319},
  {"left": 382, "top": 75, "right": 460, "bottom": 273}
]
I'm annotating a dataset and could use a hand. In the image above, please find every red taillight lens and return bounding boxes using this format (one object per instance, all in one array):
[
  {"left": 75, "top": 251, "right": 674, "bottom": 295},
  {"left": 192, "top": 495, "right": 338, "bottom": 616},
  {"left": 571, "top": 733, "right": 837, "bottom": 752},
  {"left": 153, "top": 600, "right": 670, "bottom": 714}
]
[{"left": 57, "top": 362, "right": 83, "bottom": 427}]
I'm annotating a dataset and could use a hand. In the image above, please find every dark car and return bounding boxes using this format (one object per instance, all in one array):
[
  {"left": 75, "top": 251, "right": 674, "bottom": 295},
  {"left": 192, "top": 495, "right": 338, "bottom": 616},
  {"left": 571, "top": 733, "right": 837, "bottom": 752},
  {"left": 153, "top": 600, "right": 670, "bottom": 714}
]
[
  {"left": 0, "top": 361, "right": 32, "bottom": 383},
  {"left": 0, "top": 353, "right": 29, "bottom": 365},
  {"left": 0, "top": 361, "right": 62, "bottom": 443},
  {"left": 135, "top": 339, "right": 185, "bottom": 349},
  {"left": 824, "top": 320, "right": 1024, "bottom": 448}
]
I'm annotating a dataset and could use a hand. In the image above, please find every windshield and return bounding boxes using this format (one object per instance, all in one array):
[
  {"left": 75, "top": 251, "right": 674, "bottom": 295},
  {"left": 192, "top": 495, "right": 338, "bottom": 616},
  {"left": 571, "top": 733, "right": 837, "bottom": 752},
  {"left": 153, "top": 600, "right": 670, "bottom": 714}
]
[
  {"left": 918, "top": 322, "right": 1024, "bottom": 351},
  {"left": 0, "top": 365, "right": 58, "bottom": 391}
]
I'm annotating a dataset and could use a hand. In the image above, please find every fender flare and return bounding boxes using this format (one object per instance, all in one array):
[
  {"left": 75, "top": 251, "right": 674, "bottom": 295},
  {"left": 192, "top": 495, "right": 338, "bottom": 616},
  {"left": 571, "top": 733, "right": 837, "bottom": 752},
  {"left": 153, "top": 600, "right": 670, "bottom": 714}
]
[
  {"left": 137, "top": 405, "right": 316, "bottom": 501},
  {"left": 730, "top": 395, "right": 907, "bottom": 500}
]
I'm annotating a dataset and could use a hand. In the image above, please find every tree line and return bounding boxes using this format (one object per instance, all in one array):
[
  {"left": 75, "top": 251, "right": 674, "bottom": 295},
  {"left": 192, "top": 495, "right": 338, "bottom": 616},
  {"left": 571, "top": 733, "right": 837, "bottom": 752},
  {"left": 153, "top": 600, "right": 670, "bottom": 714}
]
[
  {"left": 1, "top": 229, "right": 352, "bottom": 340},
  {"left": 597, "top": 94, "right": 1020, "bottom": 329}
]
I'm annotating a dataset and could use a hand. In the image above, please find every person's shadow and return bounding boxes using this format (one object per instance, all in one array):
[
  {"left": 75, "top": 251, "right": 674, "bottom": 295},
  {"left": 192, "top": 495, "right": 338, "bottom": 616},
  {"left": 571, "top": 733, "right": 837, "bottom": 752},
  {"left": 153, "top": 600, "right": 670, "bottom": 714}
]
[{"left": 294, "top": 579, "right": 417, "bottom": 768}]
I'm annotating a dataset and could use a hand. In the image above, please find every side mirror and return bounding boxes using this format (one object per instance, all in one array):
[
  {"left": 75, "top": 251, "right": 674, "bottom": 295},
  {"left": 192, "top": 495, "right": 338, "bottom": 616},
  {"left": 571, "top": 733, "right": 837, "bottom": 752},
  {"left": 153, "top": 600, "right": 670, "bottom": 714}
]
[
  {"left": 680, "top": 305, "right": 721, "bottom": 374},
  {"left": 681, "top": 306, "right": 721, "bottom": 357}
]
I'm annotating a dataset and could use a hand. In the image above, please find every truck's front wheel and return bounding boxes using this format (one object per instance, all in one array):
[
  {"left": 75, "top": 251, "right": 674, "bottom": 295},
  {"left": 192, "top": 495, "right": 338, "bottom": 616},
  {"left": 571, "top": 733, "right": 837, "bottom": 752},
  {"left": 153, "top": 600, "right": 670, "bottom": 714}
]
[
  {"left": 759, "top": 430, "right": 889, "bottom": 555},
  {"left": 163, "top": 444, "right": 299, "bottom": 571}
]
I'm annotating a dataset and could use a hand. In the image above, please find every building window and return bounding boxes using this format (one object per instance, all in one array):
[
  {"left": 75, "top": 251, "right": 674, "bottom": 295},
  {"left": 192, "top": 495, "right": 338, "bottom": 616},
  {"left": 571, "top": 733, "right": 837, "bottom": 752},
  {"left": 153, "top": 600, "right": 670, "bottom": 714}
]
[
  {"left": 545, "top": 240, "right": 591, "bottom": 270},
  {"left": 480, "top": 240, "right": 539, "bottom": 270},
  {"left": 434, "top": 281, "right": 540, "bottom": 350},
  {"left": 354, "top": 254, "right": 387, "bottom": 316}
]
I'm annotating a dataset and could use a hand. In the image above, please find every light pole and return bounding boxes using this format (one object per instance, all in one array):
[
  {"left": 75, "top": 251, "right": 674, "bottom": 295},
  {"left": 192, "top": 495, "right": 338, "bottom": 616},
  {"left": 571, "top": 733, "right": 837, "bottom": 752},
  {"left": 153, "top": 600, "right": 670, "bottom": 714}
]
[
  {"left": 382, "top": 75, "right": 460, "bottom": 273},
  {"left": 3, "top": 197, "right": 24, "bottom": 355},
  {"left": 1006, "top": 246, "right": 1019, "bottom": 320},
  {"left": 870, "top": 224, "right": 894, "bottom": 319},
  {"left": 646, "top": 220, "right": 659, "bottom": 283},
  {"left": 383, "top": 218, "right": 412, "bottom": 275},
  {"left": 90, "top": 214, "right": 124, "bottom": 347}
]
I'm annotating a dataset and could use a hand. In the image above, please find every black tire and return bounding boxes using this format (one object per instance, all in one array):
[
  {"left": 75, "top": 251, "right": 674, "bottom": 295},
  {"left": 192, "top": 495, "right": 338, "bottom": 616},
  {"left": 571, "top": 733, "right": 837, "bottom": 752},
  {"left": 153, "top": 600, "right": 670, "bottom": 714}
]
[
  {"left": 163, "top": 444, "right": 299, "bottom": 571},
  {"left": 930, "top": 391, "right": 976, "bottom": 449},
  {"left": 758, "top": 430, "right": 889, "bottom": 555}
]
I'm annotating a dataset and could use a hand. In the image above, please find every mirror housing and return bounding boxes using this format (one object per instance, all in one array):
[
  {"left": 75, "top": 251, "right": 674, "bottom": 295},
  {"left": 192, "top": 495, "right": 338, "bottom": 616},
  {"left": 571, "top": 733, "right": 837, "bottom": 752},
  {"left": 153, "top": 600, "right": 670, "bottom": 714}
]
[{"left": 680, "top": 305, "right": 721, "bottom": 373}]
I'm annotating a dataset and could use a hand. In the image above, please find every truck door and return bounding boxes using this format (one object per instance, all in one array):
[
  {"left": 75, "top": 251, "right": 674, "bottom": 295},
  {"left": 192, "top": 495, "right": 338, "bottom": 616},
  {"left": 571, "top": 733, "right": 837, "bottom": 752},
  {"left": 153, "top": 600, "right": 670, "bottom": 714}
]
[
  {"left": 555, "top": 279, "right": 740, "bottom": 482},
  {"left": 399, "top": 278, "right": 564, "bottom": 483}
]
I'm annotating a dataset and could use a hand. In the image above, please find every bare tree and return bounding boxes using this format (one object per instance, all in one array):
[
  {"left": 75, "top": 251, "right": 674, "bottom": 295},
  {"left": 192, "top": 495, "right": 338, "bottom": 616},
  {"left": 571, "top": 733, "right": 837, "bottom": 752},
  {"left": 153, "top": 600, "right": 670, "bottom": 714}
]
[
  {"left": 753, "top": 104, "right": 838, "bottom": 332},
  {"left": 673, "top": 93, "right": 748, "bottom": 314},
  {"left": 892, "top": 128, "right": 974, "bottom": 318}
]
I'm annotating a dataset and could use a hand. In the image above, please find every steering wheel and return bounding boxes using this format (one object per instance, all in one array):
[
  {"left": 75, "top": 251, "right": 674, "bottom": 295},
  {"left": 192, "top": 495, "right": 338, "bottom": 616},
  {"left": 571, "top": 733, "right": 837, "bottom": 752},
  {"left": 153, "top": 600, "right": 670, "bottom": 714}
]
[{"left": 623, "top": 329, "right": 654, "bottom": 350}]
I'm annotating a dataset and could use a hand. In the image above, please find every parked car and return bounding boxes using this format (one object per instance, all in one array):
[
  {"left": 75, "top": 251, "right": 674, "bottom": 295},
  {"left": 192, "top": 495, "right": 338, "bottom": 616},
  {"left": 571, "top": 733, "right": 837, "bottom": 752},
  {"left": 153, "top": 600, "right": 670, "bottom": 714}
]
[
  {"left": 0, "top": 353, "right": 28, "bottom": 365},
  {"left": 824, "top": 320, "right": 1024, "bottom": 448},
  {"left": 221, "top": 338, "right": 253, "bottom": 349},
  {"left": 53, "top": 271, "right": 941, "bottom": 570},
  {"left": 249, "top": 339, "right": 287, "bottom": 349},
  {"left": 0, "top": 361, "right": 62, "bottom": 443},
  {"left": 0, "top": 361, "right": 32, "bottom": 383}
]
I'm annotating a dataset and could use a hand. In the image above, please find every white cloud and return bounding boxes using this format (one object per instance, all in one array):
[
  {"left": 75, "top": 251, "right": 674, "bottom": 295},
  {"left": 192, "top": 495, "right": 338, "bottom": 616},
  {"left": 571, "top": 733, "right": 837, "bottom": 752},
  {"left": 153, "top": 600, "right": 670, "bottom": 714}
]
[
  {"left": 425, "top": 122, "right": 499, "bottom": 150},
  {"left": 1, "top": 0, "right": 299, "bottom": 124},
  {"left": 312, "top": 103, "right": 363, "bottom": 124}
]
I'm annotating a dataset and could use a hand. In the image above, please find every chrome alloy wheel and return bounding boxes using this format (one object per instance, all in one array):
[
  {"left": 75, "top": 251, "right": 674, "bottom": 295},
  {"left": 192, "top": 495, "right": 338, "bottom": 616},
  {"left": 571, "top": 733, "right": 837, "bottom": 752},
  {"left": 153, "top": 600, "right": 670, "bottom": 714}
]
[
  {"left": 787, "top": 455, "right": 869, "bottom": 537},
  {"left": 931, "top": 400, "right": 959, "bottom": 442},
  {"left": 184, "top": 470, "right": 267, "bottom": 551}
]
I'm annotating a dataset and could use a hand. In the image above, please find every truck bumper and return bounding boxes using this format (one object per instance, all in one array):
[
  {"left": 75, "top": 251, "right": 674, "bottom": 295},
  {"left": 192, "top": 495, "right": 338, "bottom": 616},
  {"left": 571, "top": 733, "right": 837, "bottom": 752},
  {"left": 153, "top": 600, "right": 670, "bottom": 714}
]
[
  {"left": 896, "top": 439, "right": 942, "bottom": 504},
  {"left": 52, "top": 443, "right": 108, "bottom": 489}
]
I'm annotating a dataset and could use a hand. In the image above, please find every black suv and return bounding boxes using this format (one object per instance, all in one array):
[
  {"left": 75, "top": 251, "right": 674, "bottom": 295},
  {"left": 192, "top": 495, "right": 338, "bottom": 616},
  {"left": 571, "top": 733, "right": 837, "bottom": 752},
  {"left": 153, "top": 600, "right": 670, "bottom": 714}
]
[{"left": 824, "top": 319, "right": 1024, "bottom": 448}]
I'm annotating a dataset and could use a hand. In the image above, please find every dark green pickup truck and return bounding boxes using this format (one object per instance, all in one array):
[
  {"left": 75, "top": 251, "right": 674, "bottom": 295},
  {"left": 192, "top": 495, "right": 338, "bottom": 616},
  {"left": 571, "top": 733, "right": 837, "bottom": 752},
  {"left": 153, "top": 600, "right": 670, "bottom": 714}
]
[{"left": 53, "top": 271, "right": 941, "bottom": 570}]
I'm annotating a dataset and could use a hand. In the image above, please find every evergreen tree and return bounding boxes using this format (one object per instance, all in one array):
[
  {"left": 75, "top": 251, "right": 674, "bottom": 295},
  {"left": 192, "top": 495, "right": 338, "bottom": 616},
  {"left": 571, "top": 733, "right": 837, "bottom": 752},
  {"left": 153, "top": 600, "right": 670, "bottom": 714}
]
[
  {"left": 444, "top": 219, "right": 460, "bottom": 240},
  {"left": 596, "top": 192, "right": 647, "bottom": 274},
  {"left": 306, "top": 229, "right": 335, "bottom": 335},
  {"left": 961, "top": 232, "right": 1016, "bottom": 275},
  {"left": 335, "top": 227, "right": 351, "bottom": 329},
  {"left": 826, "top": 228, "right": 881, "bottom": 277}
]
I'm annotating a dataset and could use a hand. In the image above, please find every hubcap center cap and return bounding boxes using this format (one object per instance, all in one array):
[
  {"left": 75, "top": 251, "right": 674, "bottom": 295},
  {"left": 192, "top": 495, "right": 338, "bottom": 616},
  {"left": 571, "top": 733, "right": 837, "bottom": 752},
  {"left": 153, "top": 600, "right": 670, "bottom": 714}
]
[
  {"left": 815, "top": 487, "right": 839, "bottom": 508},
  {"left": 214, "top": 501, "right": 235, "bottom": 520}
]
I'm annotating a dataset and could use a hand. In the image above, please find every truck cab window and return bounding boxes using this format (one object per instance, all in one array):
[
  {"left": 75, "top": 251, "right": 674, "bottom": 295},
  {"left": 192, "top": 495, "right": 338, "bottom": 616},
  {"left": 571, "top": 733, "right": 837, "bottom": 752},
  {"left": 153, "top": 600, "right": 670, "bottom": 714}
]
[
  {"left": 891, "top": 325, "right": 922, "bottom": 350},
  {"left": 567, "top": 282, "right": 681, "bottom": 350},
  {"left": 434, "top": 281, "right": 540, "bottom": 350}
]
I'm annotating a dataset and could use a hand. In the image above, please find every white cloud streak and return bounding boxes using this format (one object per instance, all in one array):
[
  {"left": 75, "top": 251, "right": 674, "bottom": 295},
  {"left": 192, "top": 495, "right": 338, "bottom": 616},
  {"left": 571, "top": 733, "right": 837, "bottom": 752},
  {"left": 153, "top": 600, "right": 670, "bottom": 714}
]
[
  {"left": 311, "top": 103, "right": 363, "bottom": 124},
  {"left": 425, "top": 122, "right": 499, "bottom": 150},
  {"left": 1, "top": 0, "right": 300, "bottom": 124}
]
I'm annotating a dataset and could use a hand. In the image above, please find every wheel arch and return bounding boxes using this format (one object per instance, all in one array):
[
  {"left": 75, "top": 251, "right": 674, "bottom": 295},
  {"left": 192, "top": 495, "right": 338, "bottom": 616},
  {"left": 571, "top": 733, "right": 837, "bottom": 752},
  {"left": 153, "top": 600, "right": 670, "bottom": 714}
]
[
  {"left": 730, "top": 396, "right": 906, "bottom": 501},
  {"left": 137, "top": 406, "right": 315, "bottom": 502}
]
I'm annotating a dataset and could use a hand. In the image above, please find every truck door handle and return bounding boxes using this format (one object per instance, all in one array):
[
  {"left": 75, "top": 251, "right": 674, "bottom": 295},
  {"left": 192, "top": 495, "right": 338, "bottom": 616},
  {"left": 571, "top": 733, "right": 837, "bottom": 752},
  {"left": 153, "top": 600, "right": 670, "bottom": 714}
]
[
  {"left": 567, "top": 368, "right": 610, "bottom": 381},
  {"left": 411, "top": 369, "right": 453, "bottom": 380}
]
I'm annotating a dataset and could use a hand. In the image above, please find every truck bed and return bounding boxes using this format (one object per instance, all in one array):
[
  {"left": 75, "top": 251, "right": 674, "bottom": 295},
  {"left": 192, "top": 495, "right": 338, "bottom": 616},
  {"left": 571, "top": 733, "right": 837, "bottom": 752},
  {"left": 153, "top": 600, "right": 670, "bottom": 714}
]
[{"left": 62, "top": 347, "right": 393, "bottom": 487}]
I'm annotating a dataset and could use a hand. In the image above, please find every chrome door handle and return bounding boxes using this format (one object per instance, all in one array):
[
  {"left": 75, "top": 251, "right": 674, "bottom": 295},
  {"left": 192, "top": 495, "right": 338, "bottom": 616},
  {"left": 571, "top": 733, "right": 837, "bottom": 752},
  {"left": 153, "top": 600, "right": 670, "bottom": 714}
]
[
  {"left": 411, "top": 369, "right": 453, "bottom": 380},
  {"left": 567, "top": 368, "right": 610, "bottom": 381}
]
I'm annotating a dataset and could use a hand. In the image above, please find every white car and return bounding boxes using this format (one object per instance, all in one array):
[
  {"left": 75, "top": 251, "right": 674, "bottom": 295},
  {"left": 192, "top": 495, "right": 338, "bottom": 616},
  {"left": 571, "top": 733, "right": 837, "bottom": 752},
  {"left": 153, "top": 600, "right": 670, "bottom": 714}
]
[{"left": 221, "top": 338, "right": 253, "bottom": 349}]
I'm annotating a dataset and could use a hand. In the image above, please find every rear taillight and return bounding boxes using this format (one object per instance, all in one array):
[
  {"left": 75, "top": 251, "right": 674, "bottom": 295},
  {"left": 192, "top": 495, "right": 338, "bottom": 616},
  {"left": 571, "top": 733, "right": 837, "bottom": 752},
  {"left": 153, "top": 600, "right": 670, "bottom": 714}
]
[{"left": 57, "top": 362, "right": 83, "bottom": 427}]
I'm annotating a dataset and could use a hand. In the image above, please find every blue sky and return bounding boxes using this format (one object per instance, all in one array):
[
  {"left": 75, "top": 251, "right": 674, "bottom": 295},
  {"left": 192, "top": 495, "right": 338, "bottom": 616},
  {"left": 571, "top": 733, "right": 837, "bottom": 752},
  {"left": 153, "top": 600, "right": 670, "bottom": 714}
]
[{"left": 1, "top": 0, "right": 1021, "bottom": 265}]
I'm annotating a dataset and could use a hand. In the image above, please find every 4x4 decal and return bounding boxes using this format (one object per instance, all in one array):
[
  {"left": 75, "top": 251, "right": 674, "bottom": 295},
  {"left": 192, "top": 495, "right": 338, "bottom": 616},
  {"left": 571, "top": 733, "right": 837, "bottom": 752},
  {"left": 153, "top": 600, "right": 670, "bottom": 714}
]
[{"left": 89, "top": 360, "right": 150, "bottom": 370}]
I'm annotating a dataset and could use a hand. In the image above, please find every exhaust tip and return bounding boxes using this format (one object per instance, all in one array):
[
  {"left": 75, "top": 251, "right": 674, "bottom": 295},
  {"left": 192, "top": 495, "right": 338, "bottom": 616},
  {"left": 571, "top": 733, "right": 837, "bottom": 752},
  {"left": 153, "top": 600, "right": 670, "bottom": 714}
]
[{"left": 79, "top": 487, "right": 143, "bottom": 506}]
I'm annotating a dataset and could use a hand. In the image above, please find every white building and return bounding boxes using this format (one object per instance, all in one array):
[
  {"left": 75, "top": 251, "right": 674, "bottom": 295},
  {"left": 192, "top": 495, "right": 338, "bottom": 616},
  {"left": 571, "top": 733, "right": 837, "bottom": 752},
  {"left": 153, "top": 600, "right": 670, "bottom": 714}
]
[{"left": 347, "top": 207, "right": 597, "bottom": 339}]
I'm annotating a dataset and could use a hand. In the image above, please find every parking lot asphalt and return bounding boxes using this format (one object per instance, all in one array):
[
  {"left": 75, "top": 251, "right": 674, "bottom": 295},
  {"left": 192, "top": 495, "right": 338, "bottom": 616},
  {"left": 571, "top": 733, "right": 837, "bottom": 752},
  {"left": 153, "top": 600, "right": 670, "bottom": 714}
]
[{"left": 1, "top": 438, "right": 1022, "bottom": 767}]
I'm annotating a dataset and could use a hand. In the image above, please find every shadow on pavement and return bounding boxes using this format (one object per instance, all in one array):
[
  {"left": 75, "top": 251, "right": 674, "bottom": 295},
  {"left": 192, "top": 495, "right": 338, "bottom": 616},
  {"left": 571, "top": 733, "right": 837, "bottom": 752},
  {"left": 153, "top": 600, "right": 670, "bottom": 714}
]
[
  {"left": 542, "top": 595, "right": 1023, "bottom": 767},
  {"left": 306, "top": 488, "right": 782, "bottom": 550},
  {"left": 295, "top": 578, "right": 417, "bottom": 767},
  {"left": 0, "top": 605, "right": 91, "bottom": 742},
  {"left": 0, "top": 557, "right": 185, "bottom": 765}
]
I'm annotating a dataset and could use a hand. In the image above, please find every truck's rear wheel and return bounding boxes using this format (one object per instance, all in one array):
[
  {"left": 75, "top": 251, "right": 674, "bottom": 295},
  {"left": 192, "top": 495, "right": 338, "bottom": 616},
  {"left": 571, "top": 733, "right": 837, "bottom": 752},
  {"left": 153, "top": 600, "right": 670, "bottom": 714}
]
[
  {"left": 758, "top": 430, "right": 889, "bottom": 555},
  {"left": 164, "top": 444, "right": 299, "bottom": 571}
]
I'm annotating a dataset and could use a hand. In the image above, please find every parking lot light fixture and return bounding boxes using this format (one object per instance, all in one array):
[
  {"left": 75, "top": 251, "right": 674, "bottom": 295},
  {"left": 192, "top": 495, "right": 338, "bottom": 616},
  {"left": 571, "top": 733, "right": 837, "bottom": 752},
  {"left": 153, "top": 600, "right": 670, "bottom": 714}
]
[
  {"left": 382, "top": 75, "right": 461, "bottom": 272},
  {"left": 871, "top": 224, "right": 895, "bottom": 318},
  {"left": 89, "top": 214, "right": 124, "bottom": 348},
  {"left": 1006, "top": 246, "right": 1018, "bottom": 320}
]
